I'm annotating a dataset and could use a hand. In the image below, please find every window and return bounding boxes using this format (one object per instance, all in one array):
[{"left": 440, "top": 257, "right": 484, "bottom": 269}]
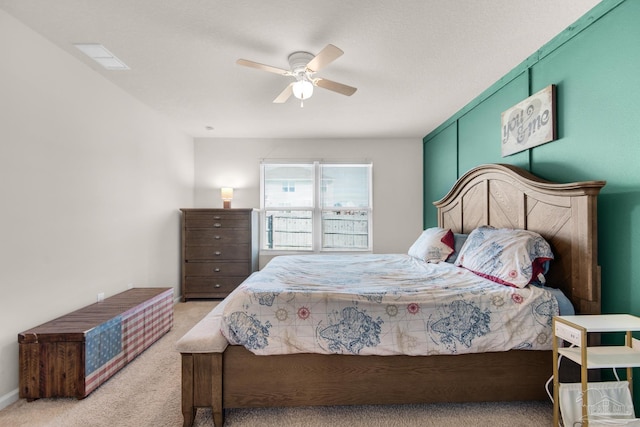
[
  {"left": 261, "top": 161, "right": 372, "bottom": 252},
  {"left": 282, "top": 181, "right": 296, "bottom": 192}
]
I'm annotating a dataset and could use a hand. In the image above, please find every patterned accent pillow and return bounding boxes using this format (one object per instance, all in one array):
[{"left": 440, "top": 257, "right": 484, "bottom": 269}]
[
  {"left": 408, "top": 227, "right": 455, "bottom": 263},
  {"left": 454, "top": 226, "right": 554, "bottom": 288}
]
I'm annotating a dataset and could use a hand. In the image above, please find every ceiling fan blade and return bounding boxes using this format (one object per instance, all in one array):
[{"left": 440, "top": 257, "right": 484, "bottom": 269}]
[
  {"left": 306, "top": 44, "right": 344, "bottom": 72},
  {"left": 315, "top": 78, "right": 357, "bottom": 96},
  {"left": 273, "top": 83, "right": 294, "bottom": 103},
  {"left": 236, "top": 59, "right": 291, "bottom": 76}
]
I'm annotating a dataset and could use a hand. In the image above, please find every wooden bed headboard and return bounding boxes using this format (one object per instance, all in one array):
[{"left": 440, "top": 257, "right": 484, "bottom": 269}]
[{"left": 434, "top": 164, "right": 605, "bottom": 315}]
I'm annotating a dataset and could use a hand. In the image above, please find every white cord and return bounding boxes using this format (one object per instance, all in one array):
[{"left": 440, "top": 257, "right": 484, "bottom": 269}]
[
  {"left": 547, "top": 344, "right": 575, "bottom": 403},
  {"left": 546, "top": 366, "right": 555, "bottom": 402}
]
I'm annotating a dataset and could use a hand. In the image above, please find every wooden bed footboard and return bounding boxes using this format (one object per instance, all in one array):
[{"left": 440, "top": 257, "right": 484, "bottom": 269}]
[{"left": 181, "top": 346, "right": 552, "bottom": 427}]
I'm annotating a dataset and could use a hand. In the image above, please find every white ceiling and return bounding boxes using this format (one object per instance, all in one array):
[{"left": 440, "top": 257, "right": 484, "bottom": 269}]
[{"left": 0, "top": 0, "right": 600, "bottom": 139}]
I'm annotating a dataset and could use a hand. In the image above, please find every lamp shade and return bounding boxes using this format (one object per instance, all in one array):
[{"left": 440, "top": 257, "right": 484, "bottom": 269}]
[
  {"left": 292, "top": 80, "right": 313, "bottom": 100},
  {"left": 221, "top": 187, "right": 233, "bottom": 209},
  {"left": 221, "top": 187, "right": 233, "bottom": 201}
]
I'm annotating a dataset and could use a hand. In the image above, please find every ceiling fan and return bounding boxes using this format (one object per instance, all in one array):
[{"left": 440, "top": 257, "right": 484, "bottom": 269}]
[{"left": 236, "top": 44, "right": 357, "bottom": 107}]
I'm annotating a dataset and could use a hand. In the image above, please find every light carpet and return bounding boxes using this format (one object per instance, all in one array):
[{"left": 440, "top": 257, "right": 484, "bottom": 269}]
[{"left": 0, "top": 300, "right": 554, "bottom": 426}]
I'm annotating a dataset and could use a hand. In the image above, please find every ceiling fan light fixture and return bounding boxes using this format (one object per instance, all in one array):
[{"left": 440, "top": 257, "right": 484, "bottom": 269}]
[
  {"left": 237, "top": 44, "right": 356, "bottom": 105},
  {"left": 292, "top": 80, "right": 313, "bottom": 100}
]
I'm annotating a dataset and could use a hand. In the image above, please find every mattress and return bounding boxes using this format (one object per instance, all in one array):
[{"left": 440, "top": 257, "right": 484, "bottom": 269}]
[{"left": 220, "top": 254, "right": 561, "bottom": 356}]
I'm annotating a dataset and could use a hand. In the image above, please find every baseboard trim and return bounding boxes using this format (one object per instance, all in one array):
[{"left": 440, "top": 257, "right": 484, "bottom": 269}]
[{"left": 0, "top": 388, "right": 19, "bottom": 411}]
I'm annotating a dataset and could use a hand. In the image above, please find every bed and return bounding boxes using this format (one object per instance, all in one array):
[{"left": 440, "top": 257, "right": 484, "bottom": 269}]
[{"left": 176, "top": 163, "right": 605, "bottom": 427}]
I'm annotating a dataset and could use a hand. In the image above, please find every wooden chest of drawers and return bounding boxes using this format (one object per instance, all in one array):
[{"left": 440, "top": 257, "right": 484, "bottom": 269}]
[{"left": 180, "top": 208, "right": 258, "bottom": 300}]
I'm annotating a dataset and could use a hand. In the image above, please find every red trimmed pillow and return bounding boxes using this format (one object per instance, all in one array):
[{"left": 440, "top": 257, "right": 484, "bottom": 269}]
[
  {"left": 454, "top": 226, "right": 554, "bottom": 288},
  {"left": 408, "top": 227, "right": 455, "bottom": 263}
]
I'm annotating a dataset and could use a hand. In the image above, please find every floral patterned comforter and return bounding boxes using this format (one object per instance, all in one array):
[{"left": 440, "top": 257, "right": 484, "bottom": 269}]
[{"left": 220, "top": 254, "right": 559, "bottom": 356}]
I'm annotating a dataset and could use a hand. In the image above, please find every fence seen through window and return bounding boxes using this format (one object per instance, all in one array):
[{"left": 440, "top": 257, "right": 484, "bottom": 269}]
[{"left": 264, "top": 210, "right": 369, "bottom": 250}]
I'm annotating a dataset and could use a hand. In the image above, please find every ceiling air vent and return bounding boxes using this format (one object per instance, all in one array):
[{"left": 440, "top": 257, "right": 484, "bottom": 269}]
[{"left": 73, "top": 43, "right": 130, "bottom": 70}]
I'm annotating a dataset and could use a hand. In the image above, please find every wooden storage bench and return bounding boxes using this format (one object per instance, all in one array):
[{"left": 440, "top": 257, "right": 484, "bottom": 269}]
[{"left": 18, "top": 287, "right": 174, "bottom": 400}]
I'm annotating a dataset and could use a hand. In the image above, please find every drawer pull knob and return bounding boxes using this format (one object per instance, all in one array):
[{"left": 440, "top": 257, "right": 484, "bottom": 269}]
[
  {"left": 214, "top": 284, "right": 221, "bottom": 288},
  {"left": 213, "top": 216, "right": 221, "bottom": 220},
  {"left": 213, "top": 223, "right": 221, "bottom": 228},
  {"left": 214, "top": 268, "right": 221, "bottom": 272},
  {"left": 215, "top": 251, "right": 222, "bottom": 256},
  {"left": 214, "top": 235, "right": 221, "bottom": 240}
]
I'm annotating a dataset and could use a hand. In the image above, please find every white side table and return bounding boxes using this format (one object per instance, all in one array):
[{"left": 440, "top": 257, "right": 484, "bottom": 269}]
[{"left": 553, "top": 314, "right": 640, "bottom": 426}]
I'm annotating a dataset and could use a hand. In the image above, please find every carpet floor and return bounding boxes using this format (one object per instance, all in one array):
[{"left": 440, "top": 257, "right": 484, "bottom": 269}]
[{"left": 0, "top": 300, "right": 555, "bottom": 426}]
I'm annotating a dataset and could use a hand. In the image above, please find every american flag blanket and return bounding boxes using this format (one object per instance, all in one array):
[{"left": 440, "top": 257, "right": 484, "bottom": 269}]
[{"left": 84, "top": 289, "right": 173, "bottom": 394}]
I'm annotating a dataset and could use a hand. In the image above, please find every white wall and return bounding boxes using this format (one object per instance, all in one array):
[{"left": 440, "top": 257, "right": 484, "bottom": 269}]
[
  {"left": 0, "top": 10, "right": 194, "bottom": 404},
  {"left": 194, "top": 137, "right": 424, "bottom": 266}
]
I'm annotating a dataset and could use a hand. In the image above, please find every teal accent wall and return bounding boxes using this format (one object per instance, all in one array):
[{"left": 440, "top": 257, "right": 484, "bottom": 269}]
[
  {"left": 423, "top": 0, "right": 640, "bottom": 402},
  {"left": 423, "top": 122, "right": 458, "bottom": 227},
  {"left": 458, "top": 72, "right": 531, "bottom": 173}
]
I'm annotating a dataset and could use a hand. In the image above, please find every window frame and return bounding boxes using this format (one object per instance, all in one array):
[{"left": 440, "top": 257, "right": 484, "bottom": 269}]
[{"left": 260, "top": 160, "right": 373, "bottom": 254}]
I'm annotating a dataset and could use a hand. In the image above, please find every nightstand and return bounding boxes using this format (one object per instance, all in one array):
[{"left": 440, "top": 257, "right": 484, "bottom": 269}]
[{"left": 553, "top": 314, "right": 640, "bottom": 426}]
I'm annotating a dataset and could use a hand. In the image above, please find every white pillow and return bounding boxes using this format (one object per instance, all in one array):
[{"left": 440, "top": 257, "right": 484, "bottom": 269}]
[{"left": 408, "top": 227, "right": 455, "bottom": 263}]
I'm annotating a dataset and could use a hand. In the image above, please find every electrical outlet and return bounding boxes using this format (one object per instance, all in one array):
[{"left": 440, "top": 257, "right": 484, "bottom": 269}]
[
  {"left": 97, "top": 292, "right": 105, "bottom": 302},
  {"left": 554, "top": 322, "right": 581, "bottom": 346}
]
